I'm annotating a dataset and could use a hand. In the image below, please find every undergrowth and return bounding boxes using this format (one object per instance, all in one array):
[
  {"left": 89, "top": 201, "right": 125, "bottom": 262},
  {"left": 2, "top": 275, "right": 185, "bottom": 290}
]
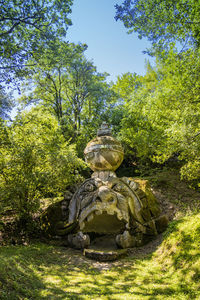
[{"left": 0, "top": 213, "right": 199, "bottom": 299}]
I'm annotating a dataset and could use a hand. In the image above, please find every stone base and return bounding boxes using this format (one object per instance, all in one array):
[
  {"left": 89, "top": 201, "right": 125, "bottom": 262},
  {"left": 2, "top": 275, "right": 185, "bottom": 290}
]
[{"left": 83, "top": 248, "right": 128, "bottom": 261}]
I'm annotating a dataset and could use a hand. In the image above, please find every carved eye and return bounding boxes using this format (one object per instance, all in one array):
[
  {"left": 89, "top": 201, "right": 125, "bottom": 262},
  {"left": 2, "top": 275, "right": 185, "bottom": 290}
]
[
  {"left": 112, "top": 184, "right": 123, "bottom": 192},
  {"left": 128, "top": 181, "right": 138, "bottom": 191},
  {"left": 84, "top": 182, "right": 96, "bottom": 192}
]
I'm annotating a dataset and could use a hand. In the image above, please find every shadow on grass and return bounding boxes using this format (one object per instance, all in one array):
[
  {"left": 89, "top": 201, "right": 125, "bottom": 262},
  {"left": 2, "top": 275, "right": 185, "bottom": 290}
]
[
  {"left": 0, "top": 244, "right": 150, "bottom": 299},
  {"left": 0, "top": 216, "right": 200, "bottom": 300}
]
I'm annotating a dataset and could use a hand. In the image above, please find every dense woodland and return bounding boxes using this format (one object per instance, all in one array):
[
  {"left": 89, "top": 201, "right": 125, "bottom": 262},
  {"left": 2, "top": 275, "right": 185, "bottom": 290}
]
[
  {"left": 0, "top": 0, "right": 200, "bottom": 227},
  {"left": 0, "top": 1, "right": 200, "bottom": 299}
]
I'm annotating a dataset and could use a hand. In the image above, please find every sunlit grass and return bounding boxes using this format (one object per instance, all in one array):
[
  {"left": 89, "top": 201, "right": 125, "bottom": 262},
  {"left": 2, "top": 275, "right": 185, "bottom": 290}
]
[{"left": 0, "top": 214, "right": 200, "bottom": 299}]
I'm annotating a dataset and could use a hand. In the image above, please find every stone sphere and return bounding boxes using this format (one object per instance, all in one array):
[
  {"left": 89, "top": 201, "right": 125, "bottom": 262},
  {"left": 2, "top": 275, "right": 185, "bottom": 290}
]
[{"left": 84, "top": 136, "right": 124, "bottom": 172}]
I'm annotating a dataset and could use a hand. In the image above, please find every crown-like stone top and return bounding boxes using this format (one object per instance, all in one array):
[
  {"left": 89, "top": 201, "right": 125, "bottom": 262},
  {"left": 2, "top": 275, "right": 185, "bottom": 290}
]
[{"left": 97, "top": 122, "right": 112, "bottom": 137}]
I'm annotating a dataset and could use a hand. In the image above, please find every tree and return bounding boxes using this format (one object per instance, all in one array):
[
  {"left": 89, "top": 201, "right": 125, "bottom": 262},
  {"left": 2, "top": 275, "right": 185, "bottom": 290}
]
[
  {"left": 0, "top": 107, "right": 85, "bottom": 221},
  {"left": 111, "top": 72, "right": 142, "bottom": 101},
  {"left": 0, "top": 0, "right": 73, "bottom": 84},
  {"left": 111, "top": 67, "right": 160, "bottom": 158},
  {"left": 20, "top": 42, "right": 111, "bottom": 145},
  {"left": 61, "top": 57, "right": 110, "bottom": 133},
  {"left": 114, "top": 49, "right": 200, "bottom": 185},
  {"left": 20, "top": 41, "right": 86, "bottom": 119},
  {"left": 149, "top": 49, "right": 200, "bottom": 184},
  {"left": 115, "top": 0, "right": 200, "bottom": 53},
  {"left": 115, "top": 0, "right": 200, "bottom": 186}
]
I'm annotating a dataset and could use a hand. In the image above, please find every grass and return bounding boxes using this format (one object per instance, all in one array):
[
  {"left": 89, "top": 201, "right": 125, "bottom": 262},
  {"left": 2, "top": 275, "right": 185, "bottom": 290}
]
[{"left": 0, "top": 213, "right": 200, "bottom": 300}]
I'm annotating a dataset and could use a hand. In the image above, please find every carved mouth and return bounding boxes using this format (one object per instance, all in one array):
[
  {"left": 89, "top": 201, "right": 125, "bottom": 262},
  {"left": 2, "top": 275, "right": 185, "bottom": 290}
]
[{"left": 79, "top": 203, "right": 126, "bottom": 234}]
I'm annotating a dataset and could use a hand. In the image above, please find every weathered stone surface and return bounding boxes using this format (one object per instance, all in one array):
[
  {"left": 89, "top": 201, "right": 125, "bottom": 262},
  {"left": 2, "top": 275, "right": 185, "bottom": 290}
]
[
  {"left": 40, "top": 123, "right": 168, "bottom": 256},
  {"left": 84, "top": 135, "right": 124, "bottom": 172},
  {"left": 116, "top": 231, "right": 137, "bottom": 248},
  {"left": 155, "top": 214, "right": 169, "bottom": 233},
  {"left": 134, "top": 178, "right": 162, "bottom": 217},
  {"left": 68, "top": 232, "right": 90, "bottom": 249},
  {"left": 84, "top": 248, "right": 128, "bottom": 261},
  {"left": 68, "top": 176, "right": 136, "bottom": 234},
  {"left": 68, "top": 175, "right": 167, "bottom": 249},
  {"left": 97, "top": 122, "right": 112, "bottom": 137},
  {"left": 40, "top": 194, "right": 76, "bottom": 236}
]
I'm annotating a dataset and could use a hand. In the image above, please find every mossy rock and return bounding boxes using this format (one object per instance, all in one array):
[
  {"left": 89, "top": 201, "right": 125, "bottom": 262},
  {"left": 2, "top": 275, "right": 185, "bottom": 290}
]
[
  {"left": 125, "top": 177, "right": 168, "bottom": 234},
  {"left": 84, "top": 248, "right": 128, "bottom": 261},
  {"left": 40, "top": 197, "right": 77, "bottom": 237},
  {"left": 134, "top": 178, "right": 168, "bottom": 233},
  {"left": 134, "top": 178, "right": 162, "bottom": 218}
]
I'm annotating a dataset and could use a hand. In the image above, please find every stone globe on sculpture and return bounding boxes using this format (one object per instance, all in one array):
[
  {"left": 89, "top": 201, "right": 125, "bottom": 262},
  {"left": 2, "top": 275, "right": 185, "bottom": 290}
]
[{"left": 84, "top": 122, "right": 124, "bottom": 172}]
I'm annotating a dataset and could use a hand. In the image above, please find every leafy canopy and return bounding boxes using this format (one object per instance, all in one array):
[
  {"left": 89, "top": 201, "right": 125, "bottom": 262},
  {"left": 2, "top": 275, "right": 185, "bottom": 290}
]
[
  {"left": 0, "top": 107, "right": 85, "bottom": 219},
  {"left": 0, "top": 0, "right": 73, "bottom": 83},
  {"left": 115, "top": 0, "right": 200, "bottom": 53},
  {"left": 113, "top": 49, "right": 200, "bottom": 185},
  {"left": 19, "top": 40, "right": 111, "bottom": 156}
]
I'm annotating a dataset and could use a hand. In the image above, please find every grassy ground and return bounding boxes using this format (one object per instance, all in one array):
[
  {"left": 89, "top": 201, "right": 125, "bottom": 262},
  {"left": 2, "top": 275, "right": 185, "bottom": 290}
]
[
  {"left": 0, "top": 169, "right": 200, "bottom": 299},
  {"left": 0, "top": 213, "right": 200, "bottom": 300}
]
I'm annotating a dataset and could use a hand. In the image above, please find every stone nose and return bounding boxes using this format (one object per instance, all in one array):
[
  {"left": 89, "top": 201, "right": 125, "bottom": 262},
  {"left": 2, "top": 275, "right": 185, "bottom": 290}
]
[{"left": 97, "top": 186, "right": 116, "bottom": 203}]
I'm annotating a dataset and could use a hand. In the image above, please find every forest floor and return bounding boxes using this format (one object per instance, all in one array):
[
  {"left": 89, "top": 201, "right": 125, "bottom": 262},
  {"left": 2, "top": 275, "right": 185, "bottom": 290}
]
[{"left": 0, "top": 169, "right": 200, "bottom": 299}]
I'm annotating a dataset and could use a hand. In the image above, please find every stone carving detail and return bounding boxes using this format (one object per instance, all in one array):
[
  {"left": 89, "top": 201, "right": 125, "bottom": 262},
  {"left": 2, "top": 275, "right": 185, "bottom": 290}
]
[
  {"left": 84, "top": 123, "right": 124, "bottom": 172},
  {"left": 67, "top": 123, "right": 168, "bottom": 249}
]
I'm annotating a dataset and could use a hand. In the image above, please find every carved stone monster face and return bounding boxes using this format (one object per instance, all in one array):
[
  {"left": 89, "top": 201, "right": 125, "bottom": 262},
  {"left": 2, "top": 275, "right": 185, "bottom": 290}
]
[{"left": 68, "top": 177, "right": 143, "bottom": 234}]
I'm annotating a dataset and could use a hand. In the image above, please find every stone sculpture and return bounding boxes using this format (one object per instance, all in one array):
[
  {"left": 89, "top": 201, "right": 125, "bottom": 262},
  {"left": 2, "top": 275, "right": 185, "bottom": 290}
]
[{"left": 67, "top": 122, "right": 168, "bottom": 249}]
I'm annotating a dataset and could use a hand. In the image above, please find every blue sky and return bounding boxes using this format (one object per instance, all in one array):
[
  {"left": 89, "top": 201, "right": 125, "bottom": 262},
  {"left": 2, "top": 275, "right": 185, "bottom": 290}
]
[
  {"left": 67, "top": 0, "right": 153, "bottom": 82},
  {"left": 11, "top": 0, "right": 152, "bottom": 118}
]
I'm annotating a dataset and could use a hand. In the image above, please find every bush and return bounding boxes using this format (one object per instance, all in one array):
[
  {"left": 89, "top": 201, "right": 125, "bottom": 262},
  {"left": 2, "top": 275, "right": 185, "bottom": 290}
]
[{"left": 0, "top": 108, "right": 86, "bottom": 222}]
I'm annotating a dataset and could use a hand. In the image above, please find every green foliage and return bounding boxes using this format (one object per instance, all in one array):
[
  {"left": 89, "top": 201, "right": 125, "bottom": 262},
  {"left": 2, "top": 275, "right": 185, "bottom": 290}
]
[
  {"left": 112, "top": 49, "right": 200, "bottom": 186},
  {"left": 149, "top": 49, "right": 200, "bottom": 184},
  {"left": 112, "top": 72, "right": 142, "bottom": 101},
  {"left": 0, "top": 0, "right": 73, "bottom": 84},
  {"left": 115, "top": 0, "right": 200, "bottom": 53},
  {"left": 19, "top": 41, "right": 112, "bottom": 155},
  {"left": 0, "top": 107, "right": 85, "bottom": 220},
  {"left": 19, "top": 40, "right": 86, "bottom": 120},
  {"left": 114, "top": 0, "right": 200, "bottom": 186}
]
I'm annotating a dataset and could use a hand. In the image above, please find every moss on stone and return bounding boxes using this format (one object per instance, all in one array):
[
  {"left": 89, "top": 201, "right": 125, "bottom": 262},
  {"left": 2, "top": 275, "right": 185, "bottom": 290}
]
[
  {"left": 134, "top": 178, "right": 161, "bottom": 217},
  {"left": 40, "top": 199, "right": 68, "bottom": 236}
]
